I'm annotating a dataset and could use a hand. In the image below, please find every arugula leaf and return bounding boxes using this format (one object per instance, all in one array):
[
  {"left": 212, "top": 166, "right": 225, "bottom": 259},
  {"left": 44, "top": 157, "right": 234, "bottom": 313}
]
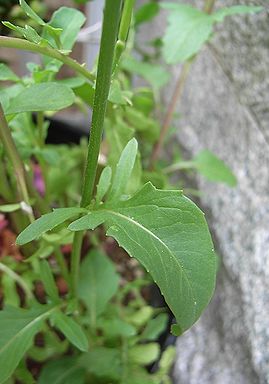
[
  {"left": 52, "top": 311, "right": 88, "bottom": 352},
  {"left": 161, "top": 4, "right": 213, "bottom": 64},
  {"left": 19, "top": 0, "right": 46, "bottom": 26},
  {"left": 44, "top": 7, "right": 86, "bottom": 50},
  {"left": 78, "top": 251, "right": 119, "bottom": 324},
  {"left": 193, "top": 150, "right": 237, "bottom": 186},
  {"left": 121, "top": 56, "right": 170, "bottom": 90},
  {"left": 69, "top": 182, "right": 216, "bottom": 333},
  {"left": 212, "top": 5, "right": 262, "bottom": 22},
  {"left": 109, "top": 138, "right": 138, "bottom": 201},
  {"left": 40, "top": 260, "right": 59, "bottom": 302},
  {"left": 0, "top": 305, "right": 56, "bottom": 384},
  {"left": 161, "top": 3, "right": 262, "bottom": 64},
  {"left": 129, "top": 343, "right": 160, "bottom": 365},
  {"left": 6, "top": 83, "right": 75, "bottom": 115},
  {"left": 16, "top": 207, "right": 85, "bottom": 245},
  {"left": 95, "top": 166, "right": 112, "bottom": 205},
  {"left": 79, "top": 347, "right": 122, "bottom": 381},
  {"left": 0, "top": 64, "right": 19, "bottom": 82},
  {"left": 38, "top": 357, "right": 86, "bottom": 384}
]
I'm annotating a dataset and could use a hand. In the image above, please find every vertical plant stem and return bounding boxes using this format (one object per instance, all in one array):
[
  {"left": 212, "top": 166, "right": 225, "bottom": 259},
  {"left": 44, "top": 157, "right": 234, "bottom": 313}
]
[
  {"left": 149, "top": 0, "right": 216, "bottom": 168},
  {"left": 0, "top": 104, "right": 34, "bottom": 222},
  {"left": 149, "top": 61, "right": 192, "bottom": 168},
  {"left": 54, "top": 247, "right": 70, "bottom": 285},
  {"left": 70, "top": 0, "right": 123, "bottom": 298},
  {"left": 113, "top": 0, "right": 135, "bottom": 71}
]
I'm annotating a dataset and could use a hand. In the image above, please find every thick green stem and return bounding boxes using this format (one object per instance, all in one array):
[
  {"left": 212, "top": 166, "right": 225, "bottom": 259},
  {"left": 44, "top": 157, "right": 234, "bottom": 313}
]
[
  {"left": 0, "top": 36, "right": 95, "bottom": 83},
  {"left": 113, "top": 0, "right": 135, "bottom": 72},
  {"left": 70, "top": 0, "right": 123, "bottom": 297}
]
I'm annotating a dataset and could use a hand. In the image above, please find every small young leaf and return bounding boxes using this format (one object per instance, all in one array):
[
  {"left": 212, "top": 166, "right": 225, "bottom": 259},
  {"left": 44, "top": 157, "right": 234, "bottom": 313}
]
[
  {"left": 6, "top": 83, "right": 75, "bottom": 114},
  {"left": 19, "top": 0, "right": 46, "bottom": 26},
  {"left": 0, "top": 305, "right": 55, "bottom": 384},
  {"left": 16, "top": 207, "right": 85, "bottom": 245},
  {"left": 95, "top": 166, "right": 112, "bottom": 205},
  {"left": 159, "top": 345, "right": 176, "bottom": 372},
  {"left": 2, "top": 22, "right": 43, "bottom": 44},
  {"left": 52, "top": 311, "right": 88, "bottom": 352},
  {"left": 78, "top": 251, "right": 119, "bottom": 322},
  {"left": 69, "top": 183, "right": 216, "bottom": 333},
  {"left": 121, "top": 56, "right": 170, "bottom": 90},
  {"left": 109, "top": 138, "right": 138, "bottom": 201},
  {"left": 39, "top": 260, "right": 59, "bottom": 302},
  {"left": 129, "top": 343, "right": 160, "bottom": 365},
  {"left": 212, "top": 5, "right": 263, "bottom": 23},
  {"left": 140, "top": 313, "right": 168, "bottom": 341},
  {"left": 161, "top": 4, "right": 213, "bottom": 64},
  {"left": 44, "top": 7, "right": 86, "bottom": 50},
  {"left": 39, "top": 357, "right": 86, "bottom": 384},
  {"left": 192, "top": 150, "right": 237, "bottom": 186},
  {"left": 0, "top": 203, "right": 21, "bottom": 213},
  {"left": 0, "top": 64, "right": 20, "bottom": 82},
  {"left": 79, "top": 347, "right": 122, "bottom": 381},
  {"left": 135, "top": 2, "right": 160, "bottom": 26}
]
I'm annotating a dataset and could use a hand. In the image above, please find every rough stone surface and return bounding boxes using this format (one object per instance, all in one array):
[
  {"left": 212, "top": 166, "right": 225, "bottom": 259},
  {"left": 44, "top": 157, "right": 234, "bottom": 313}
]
[{"left": 139, "top": 0, "right": 269, "bottom": 383}]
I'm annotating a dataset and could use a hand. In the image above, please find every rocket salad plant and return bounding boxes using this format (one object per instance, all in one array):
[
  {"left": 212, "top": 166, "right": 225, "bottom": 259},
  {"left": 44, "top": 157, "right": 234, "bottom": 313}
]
[{"left": 0, "top": 0, "right": 262, "bottom": 382}]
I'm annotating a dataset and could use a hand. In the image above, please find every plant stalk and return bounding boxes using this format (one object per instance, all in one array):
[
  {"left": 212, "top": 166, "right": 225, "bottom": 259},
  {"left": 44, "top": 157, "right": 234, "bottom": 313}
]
[
  {"left": 149, "top": 0, "right": 216, "bottom": 168},
  {"left": 70, "top": 0, "right": 123, "bottom": 297},
  {"left": 0, "top": 104, "right": 34, "bottom": 222},
  {"left": 0, "top": 36, "right": 95, "bottom": 83}
]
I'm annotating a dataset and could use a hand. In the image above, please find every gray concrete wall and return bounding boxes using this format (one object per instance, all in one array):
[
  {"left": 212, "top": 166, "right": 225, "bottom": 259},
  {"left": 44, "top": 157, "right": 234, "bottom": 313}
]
[{"left": 139, "top": 0, "right": 269, "bottom": 382}]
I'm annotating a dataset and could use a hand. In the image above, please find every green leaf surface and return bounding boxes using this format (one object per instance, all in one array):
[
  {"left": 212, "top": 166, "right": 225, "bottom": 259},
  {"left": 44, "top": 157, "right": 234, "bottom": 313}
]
[
  {"left": 16, "top": 207, "right": 85, "bottom": 245},
  {"left": 38, "top": 357, "right": 85, "bottom": 384},
  {"left": 0, "top": 203, "right": 21, "bottom": 213},
  {"left": 109, "top": 138, "right": 138, "bottom": 201},
  {"left": 40, "top": 260, "right": 59, "bottom": 302},
  {"left": 52, "top": 311, "right": 88, "bottom": 352},
  {"left": 6, "top": 83, "right": 75, "bottom": 114},
  {"left": 95, "top": 166, "right": 112, "bottom": 205},
  {"left": 135, "top": 2, "right": 160, "bottom": 25},
  {"left": 193, "top": 150, "right": 237, "bottom": 186},
  {"left": 161, "top": 4, "right": 213, "bottom": 64},
  {"left": 79, "top": 347, "right": 122, "bottom": 381},
  {"left": 121, "top": 56, "right": 170, "bottom": 89},
  {"left": 129, "top": 343, "right": 160, "bottom": 365},
  {"left": 0, "top": 305, "right": 55, "bottom": 383},
  {"left": 19, "top": 0, "right": 45, "bottom": 26},
  {"left": 212, "top": 5, "right": 262, "bottom": 22},
  {"left": 161, "top": 3, "right": 262, "bottom": 64},
  {"left": 69, "top": 182, "right": 216, "bottom": 333},
  {"left": 140, "top": 313, "right": 168, "bottom": 341},
  {"left": 78, "top": 251, "right": 119, "bottom": 322},
  {"left": 0, "top": 64, "right": 19, "bottom": 82},
  {"left": 44, "top": 7, "right": 86, "bottom": 50}
]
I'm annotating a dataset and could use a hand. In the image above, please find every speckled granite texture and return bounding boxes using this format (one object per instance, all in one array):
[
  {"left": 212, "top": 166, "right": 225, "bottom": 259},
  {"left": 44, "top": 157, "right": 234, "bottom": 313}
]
[{"left": 138, "top": 0, "right": 269, "bottom": 382}]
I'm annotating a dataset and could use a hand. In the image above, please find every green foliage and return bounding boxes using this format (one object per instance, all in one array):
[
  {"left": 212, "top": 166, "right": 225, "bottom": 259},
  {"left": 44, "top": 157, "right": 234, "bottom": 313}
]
[
  {"left": 78, "top": 251, "right": 119, "bottom": 322},
  {"left": 0, "top": 306, "right": 55, "bottom": 384},
  {"left": 0, "top": 64, "right": 19, "bottom": 82},
  {"left": 161, "top": 3, "right": 262, "bottom": 64},
  {"left": 0, "top": 0, "right": 258, "bottom": 381},
  {"left": 193, "top": 150, "right": 237, "bottom": 186},
  {"left": 17, "top": 208, "right": 86, "bottom": 245},
  {"left": 38, "top": 357, "right": 86, "bottom": 384},
  {"left": 5, "top": 83, "right": 75, "bottom": 114},
  {"left": 69, "top": 139, "right": 216, "bottom": 333},
  {"left": 52, "top": 311, "right": 88, "bottom": 352}
]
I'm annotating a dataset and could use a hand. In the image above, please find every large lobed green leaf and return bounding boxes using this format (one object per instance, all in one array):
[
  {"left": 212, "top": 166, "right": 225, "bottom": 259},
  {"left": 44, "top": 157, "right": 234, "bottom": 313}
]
[{"left": 69, "top": 182, "right": 216, "bottom": 333}]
